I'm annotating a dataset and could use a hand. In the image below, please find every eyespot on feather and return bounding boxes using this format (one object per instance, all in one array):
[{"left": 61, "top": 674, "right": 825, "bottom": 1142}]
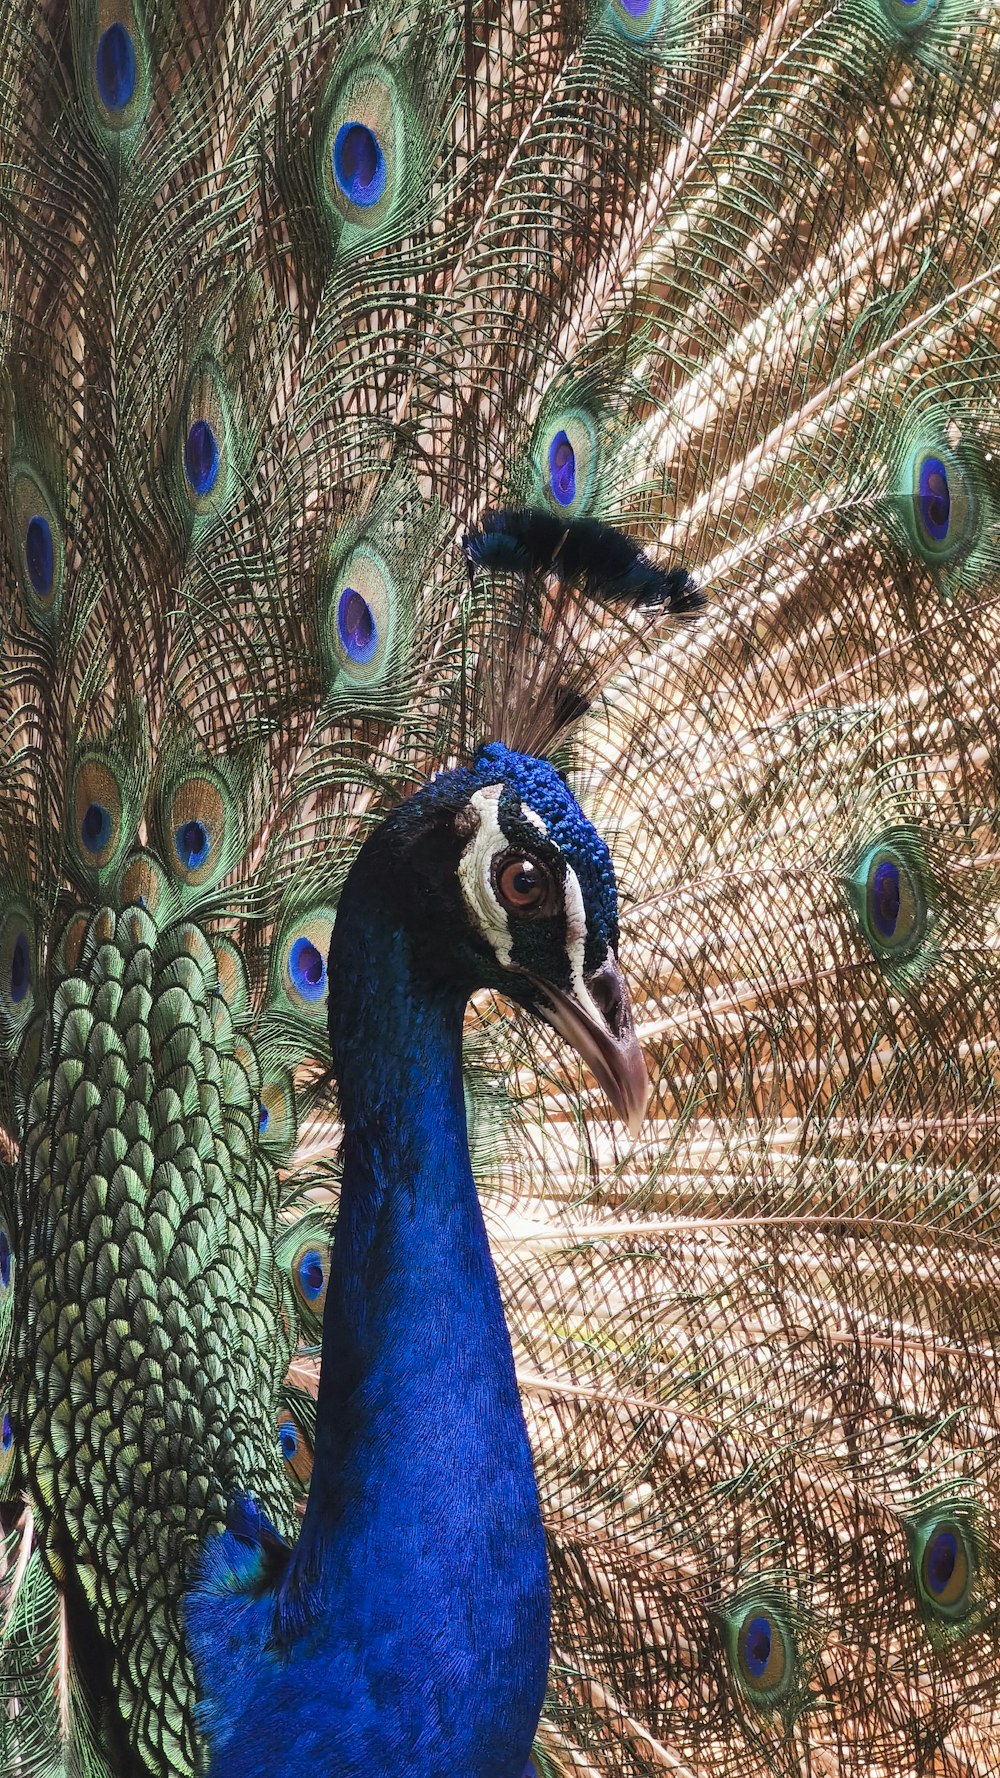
[
  {"left": 80, "top": 0, "right": 150, "bottom": 136},
  {"left": 10, "top": 466, "right": 64, "bottom": 624},
  {"left": 333, "top": 122, "right": 386, "bottom": 208},
  {"left": 720, "top": 1595, "right": 800, "bottom": 1713},
  {"left": 213, "top": 938, "right": 250, "bottom": 1019},
  {"left": 0, "top": 910, "right": 34, "bottom": 1030},
  {"left": 538, "top": 411, "right": 598, "bottom": 516},
  {"left": 286, "top": 932, "right": 328, "bottom": 1007},
  {"left": 890, "top": 398, "right": 987, "bottom": 572},
  {"left": 120, "top": 851, "right": 173, "bottom": 922},
  {"left": 291, "top": 1240, "right": 329, "bottom": 1317},
  {"left": 606, "top": 0, "right": 667, "bottom": 40},
  {"left": 277, "top": 1403, "right": 314, "bottom": 1492},
  {"left": 323, "top": 546, "right": 399, "bottom": 688},
  {"left": 271, "top": 909, "right": 336, "bottom": 1021},
  {"left": 176, "top": 362, "right": 232, "bottom": 522},
  {"left": 0, "top": 1402, "right": 14, "bottom": 1490},
  {"left": 851, "top": 842, "right": 927, "bottom": 961},
  {"left": 0, "top": 1222, "right": 13, "bottom": 1296},
  {"left": 851, "top": 0, "right": 965, "bottom": 47},
  {"left": 71, "top": 757, "right": 127, "bottom": 876},
  {"left": 0, "top": 910, "right": 36, "bottom": 1045},
  {"left": 736, "top": 1611, "right": 786, "bottom": 1693},
  {"left": 321, "top": 65, "right": 403, "bottom": 231},
  {"left": 877, "top": 0, "right": 940, "bottom": 33},
  {"left": 258, "top": 1073, "right": 297, "bottom": 1159},
  {"left": 904, "top": 445, "right": 975, "bottom": 563},
  {"left": 164, "top": 774, "right": 230, "bottom": 890},
  {"left": 53, "top": 910, "right": 89, "bottom": 977},
  {"left": 910, "top": 1514, "right": 977, "bottom": 1622},
  {"left": 96, "top": 21, "right": 136, "bottom": 108}
]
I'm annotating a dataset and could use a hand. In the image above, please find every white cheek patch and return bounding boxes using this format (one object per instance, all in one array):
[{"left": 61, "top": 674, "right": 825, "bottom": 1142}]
[
  {"left": 563, "top": 864, "right": 592, "bottom": 1002},
  {"left": 457, "top": 792, "right": 601, "bottom": 1006},
  {"left": 560, "top": 862, "right": 611, "bottom": 1031},
  {"left": 457, "top": 784, "right": 514, "bottom": 967}
]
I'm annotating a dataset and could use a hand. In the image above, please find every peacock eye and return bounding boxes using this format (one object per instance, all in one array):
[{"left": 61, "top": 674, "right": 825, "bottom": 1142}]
[
  {"left": 493, "top": 853, "right": 557, "bottom": 917},
  {"left": 912, "top": 1515, "right": 975, "bottom": 1619},
  {"left": 0, "top": 1405, "right": 13, "bottom": 1484}
]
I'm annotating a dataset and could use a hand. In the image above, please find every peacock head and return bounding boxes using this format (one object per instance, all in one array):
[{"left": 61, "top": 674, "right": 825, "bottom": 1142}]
[{"left": 332, "top": 741, "right": 648, "bottom": 1136}]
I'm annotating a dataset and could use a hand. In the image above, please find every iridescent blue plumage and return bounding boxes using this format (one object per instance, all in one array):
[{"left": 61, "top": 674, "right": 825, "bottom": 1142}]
[
  {"left": 184, "top": 421, "right": 220, "bottom": 497},
  {"left": 95, "top": 23, "right": 136, "bottom": 111},
  {"left": 24, "top": 515, "right": 53, "bottom": 596},
  {"left": 186, "top": 748, "right": 645, "bottom": 1778},
  {"left": 333, "top": 123, "right": 387, "bottom": 207},
  {"left": 338, "top": 587, "right": 379, "bottom": 662}
]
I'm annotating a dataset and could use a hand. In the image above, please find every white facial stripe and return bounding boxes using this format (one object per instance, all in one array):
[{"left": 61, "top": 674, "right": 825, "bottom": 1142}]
[
  {"left": 457, "top": 792, "right": 601, "bottom": 1010},
  {"left": 562, "top": 862, "right": 604, "bottom": 1023},
  {"left": 457, "top": 784, "right": 513, "bottom": 967}
]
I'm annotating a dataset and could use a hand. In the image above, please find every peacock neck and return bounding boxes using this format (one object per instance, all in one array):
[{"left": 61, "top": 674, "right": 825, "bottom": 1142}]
[
  {"left": 312, "top": 919, "right": 494, "bottom": 1502},
  {"left": 285, "top": 873, "right": 549, "bottom": 1772}
]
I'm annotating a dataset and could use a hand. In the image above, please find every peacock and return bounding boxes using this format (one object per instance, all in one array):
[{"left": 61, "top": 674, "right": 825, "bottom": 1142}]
[{"left": 1, "top": 0, "right": 999, "bottom": 1773}]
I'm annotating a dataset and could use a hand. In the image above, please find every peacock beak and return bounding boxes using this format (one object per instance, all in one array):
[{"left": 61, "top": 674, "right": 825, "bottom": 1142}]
[{"left": 532, "top": 954, "right": 650, "bottom": 1139}]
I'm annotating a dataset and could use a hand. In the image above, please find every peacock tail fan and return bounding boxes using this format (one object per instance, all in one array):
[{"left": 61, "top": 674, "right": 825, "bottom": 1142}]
[{"left": 0, "top": 0, "right": 998, "bottom": 1774}]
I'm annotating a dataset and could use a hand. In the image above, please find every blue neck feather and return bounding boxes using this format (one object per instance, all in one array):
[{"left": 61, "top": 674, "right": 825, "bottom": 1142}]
[{"left": 189, "top": 846, "right": 550, "bottom": 1778}]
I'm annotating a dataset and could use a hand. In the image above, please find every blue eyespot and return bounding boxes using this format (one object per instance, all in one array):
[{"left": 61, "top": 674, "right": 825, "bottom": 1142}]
[
  {"left": 25, "top": 515, "right": 54, "bottom": 596},
  {"left": 548, "top": 431, "right": 576, "bottom": 507},
  {"left": 73, "top": 761, "right": 123, "bottom": 872},
  {"left": 175, "top": 819, "right": 210, "bottom": 871},
  {"left": 296, "top": 1248, "right": 325, "bottom": 1303},
  {"left": 917, "top": 455, "right": 950, "bottom": 543},
  {"left": 333, "top": 122, "right": 386, "bottom": 208},
  {"left": 733, "top": 1604, "right": 788, "bottom": 1698},
  {"left": 0, "top": 1230, "right": 10, "bottom": 1288},
  {"left": 871, "top": 859, "right": 900, "bottom": 939},
  {"left": 915, "top": 1517, "right": 973, "bottom": 1615},
  {"left": 608, "top": 0, "right": 666, "bottom": 40},
  {"left": 10, "top": 933, "right": 29, "bottom": 1005},
  {"left": 1, "top": 1413, "right": 11, "bottom": 1451},
  {"left": 926, "top": 1529, "right": 958, "bottom": 1595},
  {"left": 742, "top": 1615, "right": 772, "bottom": 1680},
  {"left": 337, "top": 587, "right": 379, "bottom": 663},
  {"left": 95, "top": 22, "right": 137, "bottom": 111},
  {"left": 278, "top": 1422, "right": 298, "bottom": 1461},
  {"left": 327, "top": 551, "right": 395, "bottom": 684},
  {"left": 184, "top": 420, "right": 220, "bottom": 497},
  {"left": 288, "top": 937, "right": 326, "bottom": 1002},
  {"left": 859, "top": 845, "right": 924, "bottom": 958},
  {"left": 258, "top": 1078, "right": 296, "bottom": 1157},
  {"left": 881, "top": 0, "right": 940, "bottom": 33},
  {"left": 278, "top": 914, "right": 335, "bottom": 1016},
  {"left": 81, "top": 801, "right": 112, "bottom": 855}
]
